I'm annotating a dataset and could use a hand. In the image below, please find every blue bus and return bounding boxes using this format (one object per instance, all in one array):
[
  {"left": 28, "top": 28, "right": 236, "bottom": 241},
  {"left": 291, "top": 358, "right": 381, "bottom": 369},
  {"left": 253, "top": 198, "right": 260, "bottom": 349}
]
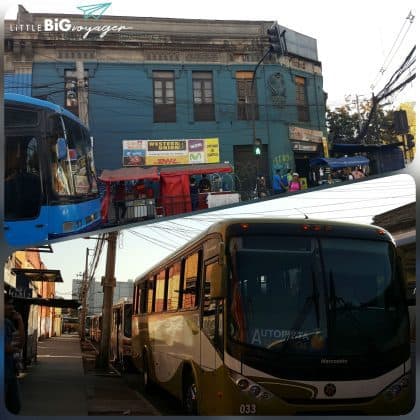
[{"left": 4, "top": 93, "right": 101, "bottom": 247}]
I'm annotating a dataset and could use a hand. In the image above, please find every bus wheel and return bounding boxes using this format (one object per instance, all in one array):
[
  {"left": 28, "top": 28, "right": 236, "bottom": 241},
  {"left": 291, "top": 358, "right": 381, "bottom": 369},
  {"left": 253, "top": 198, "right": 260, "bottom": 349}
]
[{"left": 183, "top": 373, "right": 198, "bottom": 415}]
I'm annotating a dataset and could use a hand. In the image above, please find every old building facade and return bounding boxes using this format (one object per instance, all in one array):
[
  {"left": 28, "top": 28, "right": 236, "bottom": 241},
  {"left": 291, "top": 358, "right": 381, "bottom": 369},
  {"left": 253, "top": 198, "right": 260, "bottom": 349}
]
[{"left": 5, "top": 6, "right": 327, "bottom": 192}]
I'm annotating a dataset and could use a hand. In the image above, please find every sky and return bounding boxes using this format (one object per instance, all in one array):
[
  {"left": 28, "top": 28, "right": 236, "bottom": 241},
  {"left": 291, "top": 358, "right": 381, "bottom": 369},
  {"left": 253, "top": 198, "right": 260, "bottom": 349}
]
[
  {"left": 3, "top": 0, "right": 417, "bottom": 108},
  {"left": 38, "top": 173, "right": 416, "bottom": 299}
]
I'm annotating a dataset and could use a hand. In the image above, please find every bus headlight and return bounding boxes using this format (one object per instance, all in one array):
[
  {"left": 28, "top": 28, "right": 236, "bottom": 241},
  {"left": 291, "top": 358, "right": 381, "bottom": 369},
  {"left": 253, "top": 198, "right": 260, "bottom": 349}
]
[
  {"left": 237, "top": 379, "right": 250, "bottom": 390},
  {"left": 383, "top": 374, "right": 410, "bottom": 401},
  {"left": 249, "top": 385, "right": 262, "bottom": 396},
  {"left": 228, "top": 371, "right": 274, "bottom": 400}
]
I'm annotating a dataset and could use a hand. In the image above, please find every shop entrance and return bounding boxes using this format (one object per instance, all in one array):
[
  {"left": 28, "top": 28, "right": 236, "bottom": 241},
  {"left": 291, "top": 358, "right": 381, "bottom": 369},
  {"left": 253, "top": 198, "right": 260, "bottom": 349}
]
[
  {"left": 234, "top": 145, "right": 269, "bottom": 199},
  {"left": 294, "top": 153, "right": 317, "bottom": 187}
]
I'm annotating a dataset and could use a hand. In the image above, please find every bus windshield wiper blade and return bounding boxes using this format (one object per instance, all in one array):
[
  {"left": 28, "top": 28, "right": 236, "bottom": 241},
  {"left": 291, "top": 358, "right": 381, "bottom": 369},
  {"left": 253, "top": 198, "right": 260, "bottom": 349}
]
[
  {"left": 312, "top": 269, "right": 320, "bottom": 328},
  {"left": 328, "top": 271, "right": 378, "bottom": 354},
  {"left": 274, "top": 269, "right": 321, "bottom": 352}
]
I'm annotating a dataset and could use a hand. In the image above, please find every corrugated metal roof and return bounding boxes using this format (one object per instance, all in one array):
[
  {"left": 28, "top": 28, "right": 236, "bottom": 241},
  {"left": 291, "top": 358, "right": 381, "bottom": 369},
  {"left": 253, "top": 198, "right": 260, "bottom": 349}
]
[{"left": 4, "top": 73, "right": 32, "bottom": 96}]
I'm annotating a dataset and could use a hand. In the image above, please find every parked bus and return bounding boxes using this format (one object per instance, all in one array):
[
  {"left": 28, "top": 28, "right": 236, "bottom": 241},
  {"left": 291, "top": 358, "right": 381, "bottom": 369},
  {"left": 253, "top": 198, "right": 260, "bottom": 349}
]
[
  {"left": 131, "top": 218, "right": 411, "bottom": 415},
  {"left": 90, "top": 314, "right": 102, "bottom": 343},
  {"left": 4, "top": 93, "right": 101, "bottom": 247},
  {"left": 111, "top": 299, "right": 133, "bottom": 370}
]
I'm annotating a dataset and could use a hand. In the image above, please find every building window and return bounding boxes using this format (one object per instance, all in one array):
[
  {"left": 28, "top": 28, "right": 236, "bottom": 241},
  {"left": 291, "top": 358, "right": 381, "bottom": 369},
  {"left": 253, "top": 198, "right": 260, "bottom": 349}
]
[
  {"left": 153, "top": 71, "right": 176, "bottom": 123},
  {"left": 193, "top": 72, "right": 215, "bottom": 121},
  {"left": 5, "top": 39, "right": 14, "bottom": 52},
  {"left": 236, "top": 71, "right": 258, "bottom": 121},
  {"left": 295, "top": 76, "right": 310, "bottom": 122}
]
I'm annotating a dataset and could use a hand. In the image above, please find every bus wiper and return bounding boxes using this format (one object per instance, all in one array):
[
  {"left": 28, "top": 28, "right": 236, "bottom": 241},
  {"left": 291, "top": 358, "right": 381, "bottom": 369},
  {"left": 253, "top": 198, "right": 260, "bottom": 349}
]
[
  {"left": 328, "top": 271, "right": 378, "bottom": 354},
  {"left": 312, "top": 269, "right": 320, "bottom": 328},
  {"left": 271, "top": 269, "right": 321, "bottom": 352}
]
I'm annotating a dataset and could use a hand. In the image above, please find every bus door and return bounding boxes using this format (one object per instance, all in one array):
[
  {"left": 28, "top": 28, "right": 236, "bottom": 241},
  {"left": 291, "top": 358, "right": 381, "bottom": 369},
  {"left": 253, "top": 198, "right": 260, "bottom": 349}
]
[
  {"left": 201, "top": 260, "right": 224, "bottom": 371},
  {"left": 4, "top": 127, "right": 48, "bottom": 246}
]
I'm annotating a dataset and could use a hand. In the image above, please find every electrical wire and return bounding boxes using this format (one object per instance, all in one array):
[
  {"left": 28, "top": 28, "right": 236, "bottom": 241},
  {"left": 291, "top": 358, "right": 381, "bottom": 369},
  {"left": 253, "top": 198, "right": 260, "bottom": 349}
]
[{"left": 370, "top": 11, "right": 415, "bottom": 91}]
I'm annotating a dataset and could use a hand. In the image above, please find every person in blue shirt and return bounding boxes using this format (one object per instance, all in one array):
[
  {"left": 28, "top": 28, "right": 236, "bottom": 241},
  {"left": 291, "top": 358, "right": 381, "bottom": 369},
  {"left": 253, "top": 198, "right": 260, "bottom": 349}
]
[{"left": 272, "top": 169, "right": 288, "bottom": 194}]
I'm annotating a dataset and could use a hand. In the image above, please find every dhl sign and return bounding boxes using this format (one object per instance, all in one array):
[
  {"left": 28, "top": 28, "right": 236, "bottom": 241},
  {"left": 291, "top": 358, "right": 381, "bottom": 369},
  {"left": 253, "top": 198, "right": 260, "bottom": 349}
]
[{"left": 122, "top": 138, "right": 220, "bottom": 166}]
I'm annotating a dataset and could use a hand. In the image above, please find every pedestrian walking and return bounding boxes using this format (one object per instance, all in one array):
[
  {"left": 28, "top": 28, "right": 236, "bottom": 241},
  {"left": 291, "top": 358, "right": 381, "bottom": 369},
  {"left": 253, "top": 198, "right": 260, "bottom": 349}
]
[
  {"left": 198, "top": 173, "right": 211, "bottom": 193},
  {"left": 272, "top": 169, "right": 288, "bottom": 194},
  {"left": 289, "top": 172, "right": 301, "bottom": 192},
  {"left": 286, "top": 169, "right": 293, "bottom": 184},
  {"left": 4, "top": 295, "right": 24, "bottom": 414},
  {"left": 189, "top": 176, "right": 199, "bottom": 211},
  {"left": 256, "top": 176, "right": 268, "bottom": 198}
]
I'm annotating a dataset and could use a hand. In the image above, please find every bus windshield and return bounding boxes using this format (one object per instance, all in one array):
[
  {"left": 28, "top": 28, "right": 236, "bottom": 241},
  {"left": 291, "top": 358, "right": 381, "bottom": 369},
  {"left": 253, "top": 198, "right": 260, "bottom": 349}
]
[
  {"left": 51, "top": 116, "right": 98, "bottom": 196},
  {"left": 228, "top": 235, "right": 408, "bottom": 358}
]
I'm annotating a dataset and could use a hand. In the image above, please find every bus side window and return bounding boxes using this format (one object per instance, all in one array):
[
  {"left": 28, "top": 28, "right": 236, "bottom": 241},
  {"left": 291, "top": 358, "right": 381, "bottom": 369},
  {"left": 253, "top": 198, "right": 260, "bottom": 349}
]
[
  {"left": 147, "top": 276, "right": 156, "bottom": 313},
  {"left": 5, "top": 135, "right": 42, "bottom": 219},
  {"left": 168, "top": 262, "right": 181, "bottom": 311},
  {"left": 140, "top": 285, "right": 147, "bottom": 314},
  {"left": 133, "top": 285, "right": 138, "bottom": 314},
  {"left": 155, "top": 270, "right": 166, "bottom": 312},
  {"left": 202, "top": 261, "right": 224, "bottom": 352},
  {"left": 182, "top": 252, "right": 200, "bottom": 309}
]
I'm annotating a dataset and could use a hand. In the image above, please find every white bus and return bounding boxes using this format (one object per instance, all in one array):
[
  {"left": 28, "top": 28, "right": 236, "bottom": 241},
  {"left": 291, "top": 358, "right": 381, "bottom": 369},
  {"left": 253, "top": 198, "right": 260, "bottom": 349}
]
[{"left": 131, "top": 218, "right": 412, "bottom": 415}]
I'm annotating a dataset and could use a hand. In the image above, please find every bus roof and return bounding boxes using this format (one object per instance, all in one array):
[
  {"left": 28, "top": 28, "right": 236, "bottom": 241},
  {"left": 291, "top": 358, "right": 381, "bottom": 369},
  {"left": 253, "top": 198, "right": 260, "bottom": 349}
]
[
  {"left": 5, "top": 93, "right": 87, "bottom": 128},
  {"left": 134, "top": 218, "right": 394, "bottom": 283}
]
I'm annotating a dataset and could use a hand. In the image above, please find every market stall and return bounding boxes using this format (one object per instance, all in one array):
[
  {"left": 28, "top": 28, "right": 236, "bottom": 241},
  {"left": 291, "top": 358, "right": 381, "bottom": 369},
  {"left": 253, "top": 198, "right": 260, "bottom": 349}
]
[
  {"left": 159, "top": 163, "right": 236, "bottom": 216},
  {"left": 309, "top": 156, "right": 370, "bottom": 185},
  {"left": 99, "top": 167, "right": 160, "bottom": 223}
]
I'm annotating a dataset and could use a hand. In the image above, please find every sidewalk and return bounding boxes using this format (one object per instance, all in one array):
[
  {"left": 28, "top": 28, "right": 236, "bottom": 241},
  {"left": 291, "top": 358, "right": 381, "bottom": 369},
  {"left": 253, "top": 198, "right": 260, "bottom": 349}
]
[
  {"left": 14, "top": 334, "right": 160, "bottom": 416},
  {"left": 18, "top": 333, "right": 88, "bottom": 416}
]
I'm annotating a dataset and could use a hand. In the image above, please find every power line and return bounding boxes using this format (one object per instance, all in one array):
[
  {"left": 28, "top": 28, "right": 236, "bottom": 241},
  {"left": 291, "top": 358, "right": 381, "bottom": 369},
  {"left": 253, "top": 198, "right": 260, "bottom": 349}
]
[{"left": 370, "top": 10, "right": 415, "bottom": 91}]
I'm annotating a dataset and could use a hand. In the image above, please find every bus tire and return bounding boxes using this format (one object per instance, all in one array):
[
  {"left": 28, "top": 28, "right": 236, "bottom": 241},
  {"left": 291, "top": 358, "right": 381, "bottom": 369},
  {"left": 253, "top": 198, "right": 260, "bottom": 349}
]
[{"left": 182, "top": 371, "right": 198, "bottom": 415}]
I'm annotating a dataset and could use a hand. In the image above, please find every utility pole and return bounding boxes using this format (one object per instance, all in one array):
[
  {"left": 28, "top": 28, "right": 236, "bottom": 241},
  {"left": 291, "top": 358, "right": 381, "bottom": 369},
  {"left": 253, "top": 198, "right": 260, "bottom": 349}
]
[
  {"left": 76, "top": 60, "right": 89, "bottom": 127},
  {"left": 79, "top": 247, "right": 91, "bottom": 341},
  {"left": 251, "top": 48, "right": 272, "bottom": 148},
  {"left": 96, "top": 231, "right": 118, "bottom": 369},
  {"left": 355, "top": 94, "right": 363, "bottom": 133},
  {"left": 345, "top": 93, "right": 365, "bottom": 133}
]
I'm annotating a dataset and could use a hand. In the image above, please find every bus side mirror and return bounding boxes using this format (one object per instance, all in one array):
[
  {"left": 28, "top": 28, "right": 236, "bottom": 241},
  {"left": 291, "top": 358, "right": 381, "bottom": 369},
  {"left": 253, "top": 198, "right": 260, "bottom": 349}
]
[
  {"left": 57, "top": 137, "right": 68, "bottom": 160},
  {"left": 210, "top": 265, "right": 227, "bottom": 299}
]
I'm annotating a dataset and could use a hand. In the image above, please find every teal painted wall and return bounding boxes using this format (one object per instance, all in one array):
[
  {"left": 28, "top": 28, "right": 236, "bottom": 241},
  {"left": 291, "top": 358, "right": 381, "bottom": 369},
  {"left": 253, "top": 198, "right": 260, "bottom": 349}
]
[{"left": 32, "top": 62, "right": 326, "bottom": 175}]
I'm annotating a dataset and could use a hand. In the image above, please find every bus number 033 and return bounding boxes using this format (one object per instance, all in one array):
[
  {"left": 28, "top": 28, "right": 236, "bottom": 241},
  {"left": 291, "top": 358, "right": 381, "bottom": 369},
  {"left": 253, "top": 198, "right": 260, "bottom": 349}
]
[{"left": 239, "top": 404, "right": 256, "bottom": 415}]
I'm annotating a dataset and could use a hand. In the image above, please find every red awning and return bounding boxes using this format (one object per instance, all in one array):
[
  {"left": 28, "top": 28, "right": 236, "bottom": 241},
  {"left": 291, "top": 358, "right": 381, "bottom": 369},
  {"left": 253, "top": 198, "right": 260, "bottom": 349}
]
[
  {"left": 160, "top": 163, "right": 233, "bottom": 176},
  {"left": 99, "top": 167, "right": 160, "bottom": 183}
]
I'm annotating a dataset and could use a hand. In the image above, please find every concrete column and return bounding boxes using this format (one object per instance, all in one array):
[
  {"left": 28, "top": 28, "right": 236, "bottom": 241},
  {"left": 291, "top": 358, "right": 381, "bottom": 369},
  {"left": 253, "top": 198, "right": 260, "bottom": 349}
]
[
  {"left": 76, "top": 60, "right": 89, "bottom": 127},
  {"left": 97, "top": 231, "right": 118, "bottom": 369}
]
